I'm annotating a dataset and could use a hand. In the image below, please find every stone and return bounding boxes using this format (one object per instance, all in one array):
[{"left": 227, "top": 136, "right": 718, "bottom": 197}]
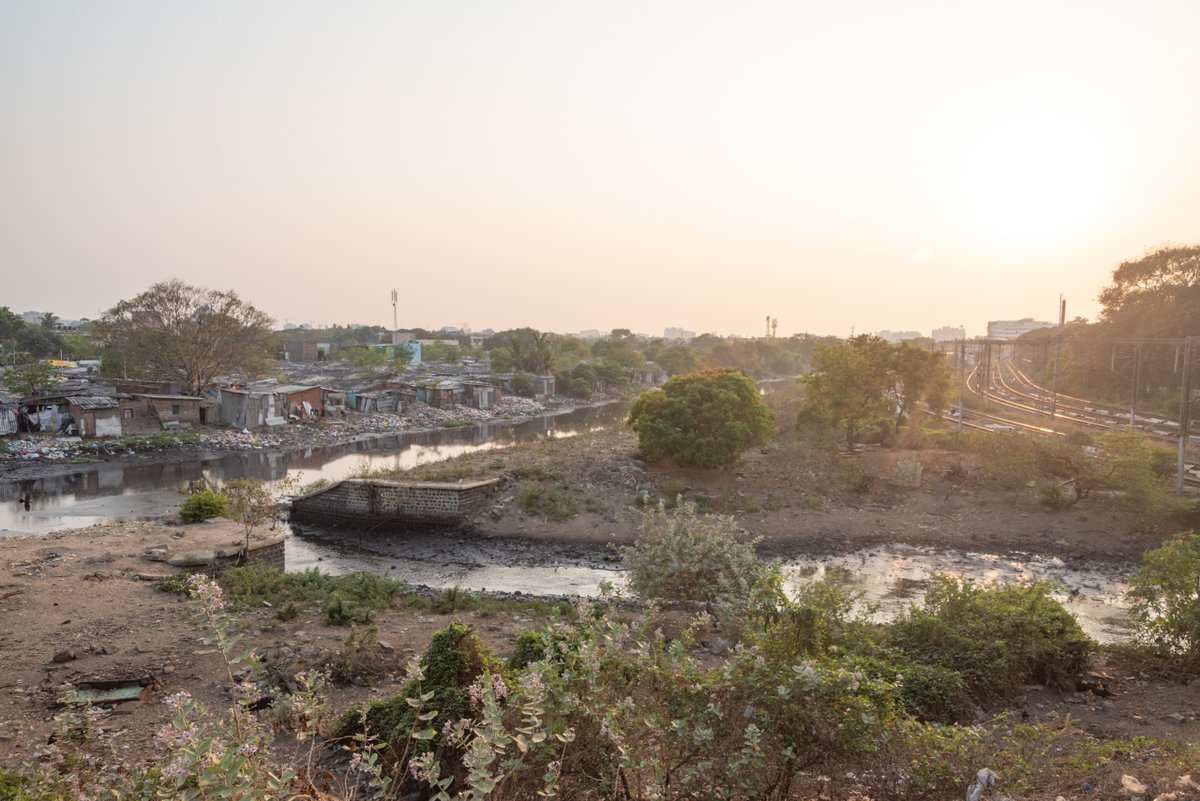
[
  {"left": 51, "top": 648, "right": 78, "bottom": 663},
  {"left": 1121, "top": 775, "right": 1147, "bottom": 797},
  {"left": 377, "top": 640, "right": 396, "bottom": 654},
  {"left": 167, "top": 551, "right": 216, "bottom": 567}
]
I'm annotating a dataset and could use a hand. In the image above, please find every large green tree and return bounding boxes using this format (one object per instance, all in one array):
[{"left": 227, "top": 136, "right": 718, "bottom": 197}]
[
  {"left": 798, "top": 338, "right": 889, "bottom": 447},
  {"left": 1098, "top": 244, "right": 1200, "bottom": 338},
  {"left": 798, "top": 336, "right": 950, "bottom": 446},
  {"left": 94, "top": 280, "right": 274, "bottom": 394},
  {"left": 627, "top": 369, "right": 774, "bottom": 468}
]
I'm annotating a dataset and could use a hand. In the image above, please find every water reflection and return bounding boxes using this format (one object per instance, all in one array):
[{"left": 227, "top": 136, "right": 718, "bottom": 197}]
[
  {"left": 0, "top": 403, "right": 626, "bottom": 535},
  {"left": 287, "top": 530, "right": 1134, "bottom": 643}
]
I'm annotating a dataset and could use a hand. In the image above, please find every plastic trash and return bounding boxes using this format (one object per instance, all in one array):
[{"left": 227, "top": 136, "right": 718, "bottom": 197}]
[
  {"left": 1083, "top": 781, "right": 1096, "bottom": 793},
  {"left": 966, "top": 768, "right": 999, "bottom": 801}
]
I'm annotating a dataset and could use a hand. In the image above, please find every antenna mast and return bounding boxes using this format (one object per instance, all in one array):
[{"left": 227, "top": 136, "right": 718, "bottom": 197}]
[{"left": 391, "top": 289, "right": 398, "bottom": 331}]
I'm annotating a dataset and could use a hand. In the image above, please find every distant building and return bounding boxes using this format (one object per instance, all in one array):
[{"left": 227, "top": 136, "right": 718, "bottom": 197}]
[
  {"left": 875, "top": 330, "right": 924, "bottom": 344},
  {"left": 987, "top": 318, "right": 1054, "bottom": 340},
  {"left": 932, "top": 326, "right": 966, "bottom": 343},
  {"left": 576, "top": 329, "right": 602, "bottom": 340},
  {"left": 664, "top": 327, "right": 696, "bottom": 341}
]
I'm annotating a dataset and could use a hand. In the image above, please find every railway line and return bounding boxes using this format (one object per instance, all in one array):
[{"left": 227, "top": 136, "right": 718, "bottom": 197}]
[{"left": 952, "top": 355, "right": 1200, "bottom": 487}]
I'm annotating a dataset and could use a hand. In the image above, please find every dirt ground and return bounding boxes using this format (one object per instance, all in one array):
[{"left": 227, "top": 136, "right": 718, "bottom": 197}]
[{"left": 1, "top": 414, "right": 1197, "bottom": 776}]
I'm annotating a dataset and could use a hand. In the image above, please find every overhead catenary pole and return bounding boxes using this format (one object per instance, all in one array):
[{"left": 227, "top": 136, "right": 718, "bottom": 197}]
[
  {"left": 1049, "top": 296, "right": 1065, "bottom": 420},
  {"left": 957, "top": 339, "right": 965, "bottom": 434},
  {"left": 1175, "top": 336, "right": 1194, "bottom": 495}
]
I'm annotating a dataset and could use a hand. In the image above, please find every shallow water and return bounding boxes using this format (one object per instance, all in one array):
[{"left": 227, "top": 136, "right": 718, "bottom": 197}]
[
  {"left": 0, "top": 403, "right": 625, "bottom": 536},
  {"left": 287, "top": 528, "right": 1134, "bottom": 643}
]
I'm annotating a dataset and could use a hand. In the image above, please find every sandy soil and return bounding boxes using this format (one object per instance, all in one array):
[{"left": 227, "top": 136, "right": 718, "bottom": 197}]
[{"left": 1, "top": 413, "right": 1197, "bottom": 774}]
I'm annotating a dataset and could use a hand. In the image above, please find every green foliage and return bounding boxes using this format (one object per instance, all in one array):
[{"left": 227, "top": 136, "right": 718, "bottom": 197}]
[
  {"left": 799, "top": 335, "right": 951, "bottom": 447},
  {"left": 889, "top": 576, "right": 1091, "bottom": 705},
  {"left": 0, "top": 360, "right": 57, "bottom": 396},
  {"left": 221, "top": 478, "right": 280, "bottom": 551},
  {"left": 628, "top": 368, "right": 774, "bottom": 468},
  {"left": 620, "top": 500, "right": 773, "bottom": 612},
  {"left": 217, "top": 565, "right": 404, "bottom": 620},
  {"left": 1127, "top": 531, "right": 1200, "bottom": 671},
  {"left": 93, "top": 279, "right": 274, "bottom": 395},
  {"left": 518, "top": 482, "right": 577, "bottom": 521},
  {"left": 179, "top": 489, "right": 227, "bottom": 523},
  {"left": 1099, "top": 244, "right": 1200, "bottom": 339},
  {"left": 336, "top": 623, "right": 501, "bottom": 773}
]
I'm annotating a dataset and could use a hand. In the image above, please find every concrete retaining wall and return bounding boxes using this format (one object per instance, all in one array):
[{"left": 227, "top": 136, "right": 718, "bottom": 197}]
[{"left": 289, "top": 478, "right": 500, "bottom": 531}]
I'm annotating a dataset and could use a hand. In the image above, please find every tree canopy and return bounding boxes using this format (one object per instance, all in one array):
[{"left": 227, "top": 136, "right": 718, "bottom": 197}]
[
  {"left": 1098, "top": 244, "right": 1200, "bottom": 338},
  {"left": 94, "top": 280, "right": 274, "bottom": 394},
  {"left": 798, "top": 336, "right": 950, "bottom": 447},
  {"left": 627, "top": 369, "right": 774, "bottom": 468}
]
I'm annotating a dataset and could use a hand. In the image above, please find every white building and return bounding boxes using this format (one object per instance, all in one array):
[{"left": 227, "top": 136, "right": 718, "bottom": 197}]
[{"left": 986, "top": 318, "right": 1054, "bottom": 340}]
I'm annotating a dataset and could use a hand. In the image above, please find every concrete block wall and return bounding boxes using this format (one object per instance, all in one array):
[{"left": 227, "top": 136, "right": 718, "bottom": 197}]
[{"left": 290, "top": 478, "right": 500, "bottom": 531}]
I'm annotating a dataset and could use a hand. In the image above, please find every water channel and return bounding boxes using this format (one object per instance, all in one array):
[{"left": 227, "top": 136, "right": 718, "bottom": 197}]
[{"left": 0, "top": 402, "right": 1136, "bottom": 642}]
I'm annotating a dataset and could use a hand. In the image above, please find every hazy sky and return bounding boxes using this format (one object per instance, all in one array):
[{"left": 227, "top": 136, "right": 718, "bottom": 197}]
[{"left": 3, "top": 2, "right": 1198, "bottom": 338}]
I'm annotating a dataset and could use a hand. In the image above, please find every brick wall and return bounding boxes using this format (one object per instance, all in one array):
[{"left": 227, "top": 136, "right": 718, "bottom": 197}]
[{"left": 290, "top": 479, "right": 500, "bottom": 531}]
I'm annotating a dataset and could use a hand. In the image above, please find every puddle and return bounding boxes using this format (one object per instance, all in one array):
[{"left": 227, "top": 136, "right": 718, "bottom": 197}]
[{"left": 287, "top": 531, "right": 1135, "bottom": 643}]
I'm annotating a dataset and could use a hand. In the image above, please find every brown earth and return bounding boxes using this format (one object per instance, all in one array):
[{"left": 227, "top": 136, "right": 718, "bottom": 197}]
[{"left": 1, "top": 408, "right": 1197, "bottom": 785}]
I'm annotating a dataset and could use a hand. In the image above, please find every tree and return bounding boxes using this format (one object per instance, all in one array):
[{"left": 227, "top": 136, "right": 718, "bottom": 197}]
[
  {"left": 1, "top": 360, "right": 57, "bottom": 396},
  {"left": 1098, "top": 244, "right": 1200, "bottom": 338},
  {"left": 799, "top": 337, "right": 951, "bottom": 446},
  {"left": 627, "top": 369, "right": 774, "bottom": 468},
  {"left": 887, "top": 343, "right": 952, "bottom": 431},
  {"left": 798, "top": 339, "right": 890, "bottom": 448},
  {"left": 1127, "top": 531, "right": 1200, "bottom": 670},
  {"left": 94, "top": 280, "right": 274, "bottom": 395},
  {"left": 221, "top": 478, "right": 282, "bottom": 556}
]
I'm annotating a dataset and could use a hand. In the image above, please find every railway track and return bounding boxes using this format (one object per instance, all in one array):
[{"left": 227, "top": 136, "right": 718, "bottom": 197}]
[{"left": 953, "top": 356, "right": 1200, "bottom": 486}]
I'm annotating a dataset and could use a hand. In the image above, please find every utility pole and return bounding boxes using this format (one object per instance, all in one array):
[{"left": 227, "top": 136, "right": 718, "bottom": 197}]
[
  {"left": 1175, "top": 336, "right": 1194, "bottom": 495},
  {"left": 391, "top": 289, "right": 398, "bottom": 332},
  {"left": 1049, "top": 296, "right": 1065, "bottom": 420},
  {"left": 957, "top": 339, "right": 965, "bottom": 434}
]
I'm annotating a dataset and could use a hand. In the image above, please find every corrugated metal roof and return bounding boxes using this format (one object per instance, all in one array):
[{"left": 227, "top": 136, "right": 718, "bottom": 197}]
[{"left": 70, "top": 396, "right": 119, "bottom": 410}]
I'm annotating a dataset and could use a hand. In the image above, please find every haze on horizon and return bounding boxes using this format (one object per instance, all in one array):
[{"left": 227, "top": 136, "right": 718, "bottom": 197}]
[{"left": 3, "top": 2, "right": 1198, "bottom": 339}]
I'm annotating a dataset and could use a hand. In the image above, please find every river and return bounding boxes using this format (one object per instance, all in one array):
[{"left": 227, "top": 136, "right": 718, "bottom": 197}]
[{"left": 0, "top": 401, "right": 1136, "bottom": 641}]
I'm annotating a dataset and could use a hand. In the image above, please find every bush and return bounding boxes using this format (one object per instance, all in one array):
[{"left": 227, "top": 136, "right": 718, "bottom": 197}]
[
  {"left": 336, "top": 623, "right": 500, "bottom": 770},
  {"left": 620, "top": 499, "right": 772, "bottom": 611},
  {"left": 179, "top": 490, "right": 227, "bottom": 522},
  {"left": 627, "top": 368, "right": 774, "bottom": 468},
  {"left": 1127, "top": 531, "right": 1200, "bottom": 671},
  {"left": 888, "top": 576, "right": 1091, "bottom": 705}
]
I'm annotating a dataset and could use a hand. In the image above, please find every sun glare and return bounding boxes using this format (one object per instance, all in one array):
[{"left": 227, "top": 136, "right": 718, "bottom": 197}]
[{"left": 954, "top": 115, "right": 1111, "bottom": 249}]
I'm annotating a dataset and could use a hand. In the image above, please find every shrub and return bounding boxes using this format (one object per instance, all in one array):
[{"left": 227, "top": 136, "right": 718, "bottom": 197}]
[
  {"left": 888, "top": 576, "right": 1091, "bottom": 705},
  {"left": 620, "top": 499, "right": 773, "bottom": 611},
  {"left": 336, "top": 623, "right": 501, "bottom": 774},
  {"left": 627, "top": 368, "right": 774, "bottom": 468},
  {"left": 179, "top": 489, "right": 227, "bottom": 523},
  {"left": 1127, "top": 531, "right": 1200, "bottom": 671},
  {"left": 518, "top": 482, "right": 578, "bottom": 521}
]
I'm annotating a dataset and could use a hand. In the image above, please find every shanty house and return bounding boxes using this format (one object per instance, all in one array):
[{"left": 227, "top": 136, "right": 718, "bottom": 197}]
[{"left": 218, "top": 389, "right": 284, "bottom": 429}]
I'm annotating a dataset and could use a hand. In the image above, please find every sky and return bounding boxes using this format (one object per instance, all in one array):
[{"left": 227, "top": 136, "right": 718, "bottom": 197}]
[{"left": 3, "top": 2, "right": 1198, "bottom": 339}]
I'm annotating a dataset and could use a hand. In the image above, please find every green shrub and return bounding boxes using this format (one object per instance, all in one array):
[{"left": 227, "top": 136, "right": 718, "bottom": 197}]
[
  {"left": 627, "top": 368, "right": 774, "bottom": 468},
  {"left": 518, "top": 482, "right": 577, "bottom": 521},
  {"left": 179, "top": 490, "right": 227, "bottom": 522},
  {"left": 217, "top": 566, "right": 404, "bottom": 622},
  {"left": 620, "top": 499, "right": 772, "bottom": 611},
  {"left": 1127, "top": 530, "right": 1200, "bottom": 671},
  {"left": 888, "top": 576, "right": 1091, "bottom": 705},
  {"left": 336, "top": 623, "right": 500, "bottom": 762}
]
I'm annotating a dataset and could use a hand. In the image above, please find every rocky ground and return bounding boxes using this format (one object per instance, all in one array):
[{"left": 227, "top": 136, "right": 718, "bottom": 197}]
[{"left": 1, "top": 395, "right": 1198, "bottom": 787}]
